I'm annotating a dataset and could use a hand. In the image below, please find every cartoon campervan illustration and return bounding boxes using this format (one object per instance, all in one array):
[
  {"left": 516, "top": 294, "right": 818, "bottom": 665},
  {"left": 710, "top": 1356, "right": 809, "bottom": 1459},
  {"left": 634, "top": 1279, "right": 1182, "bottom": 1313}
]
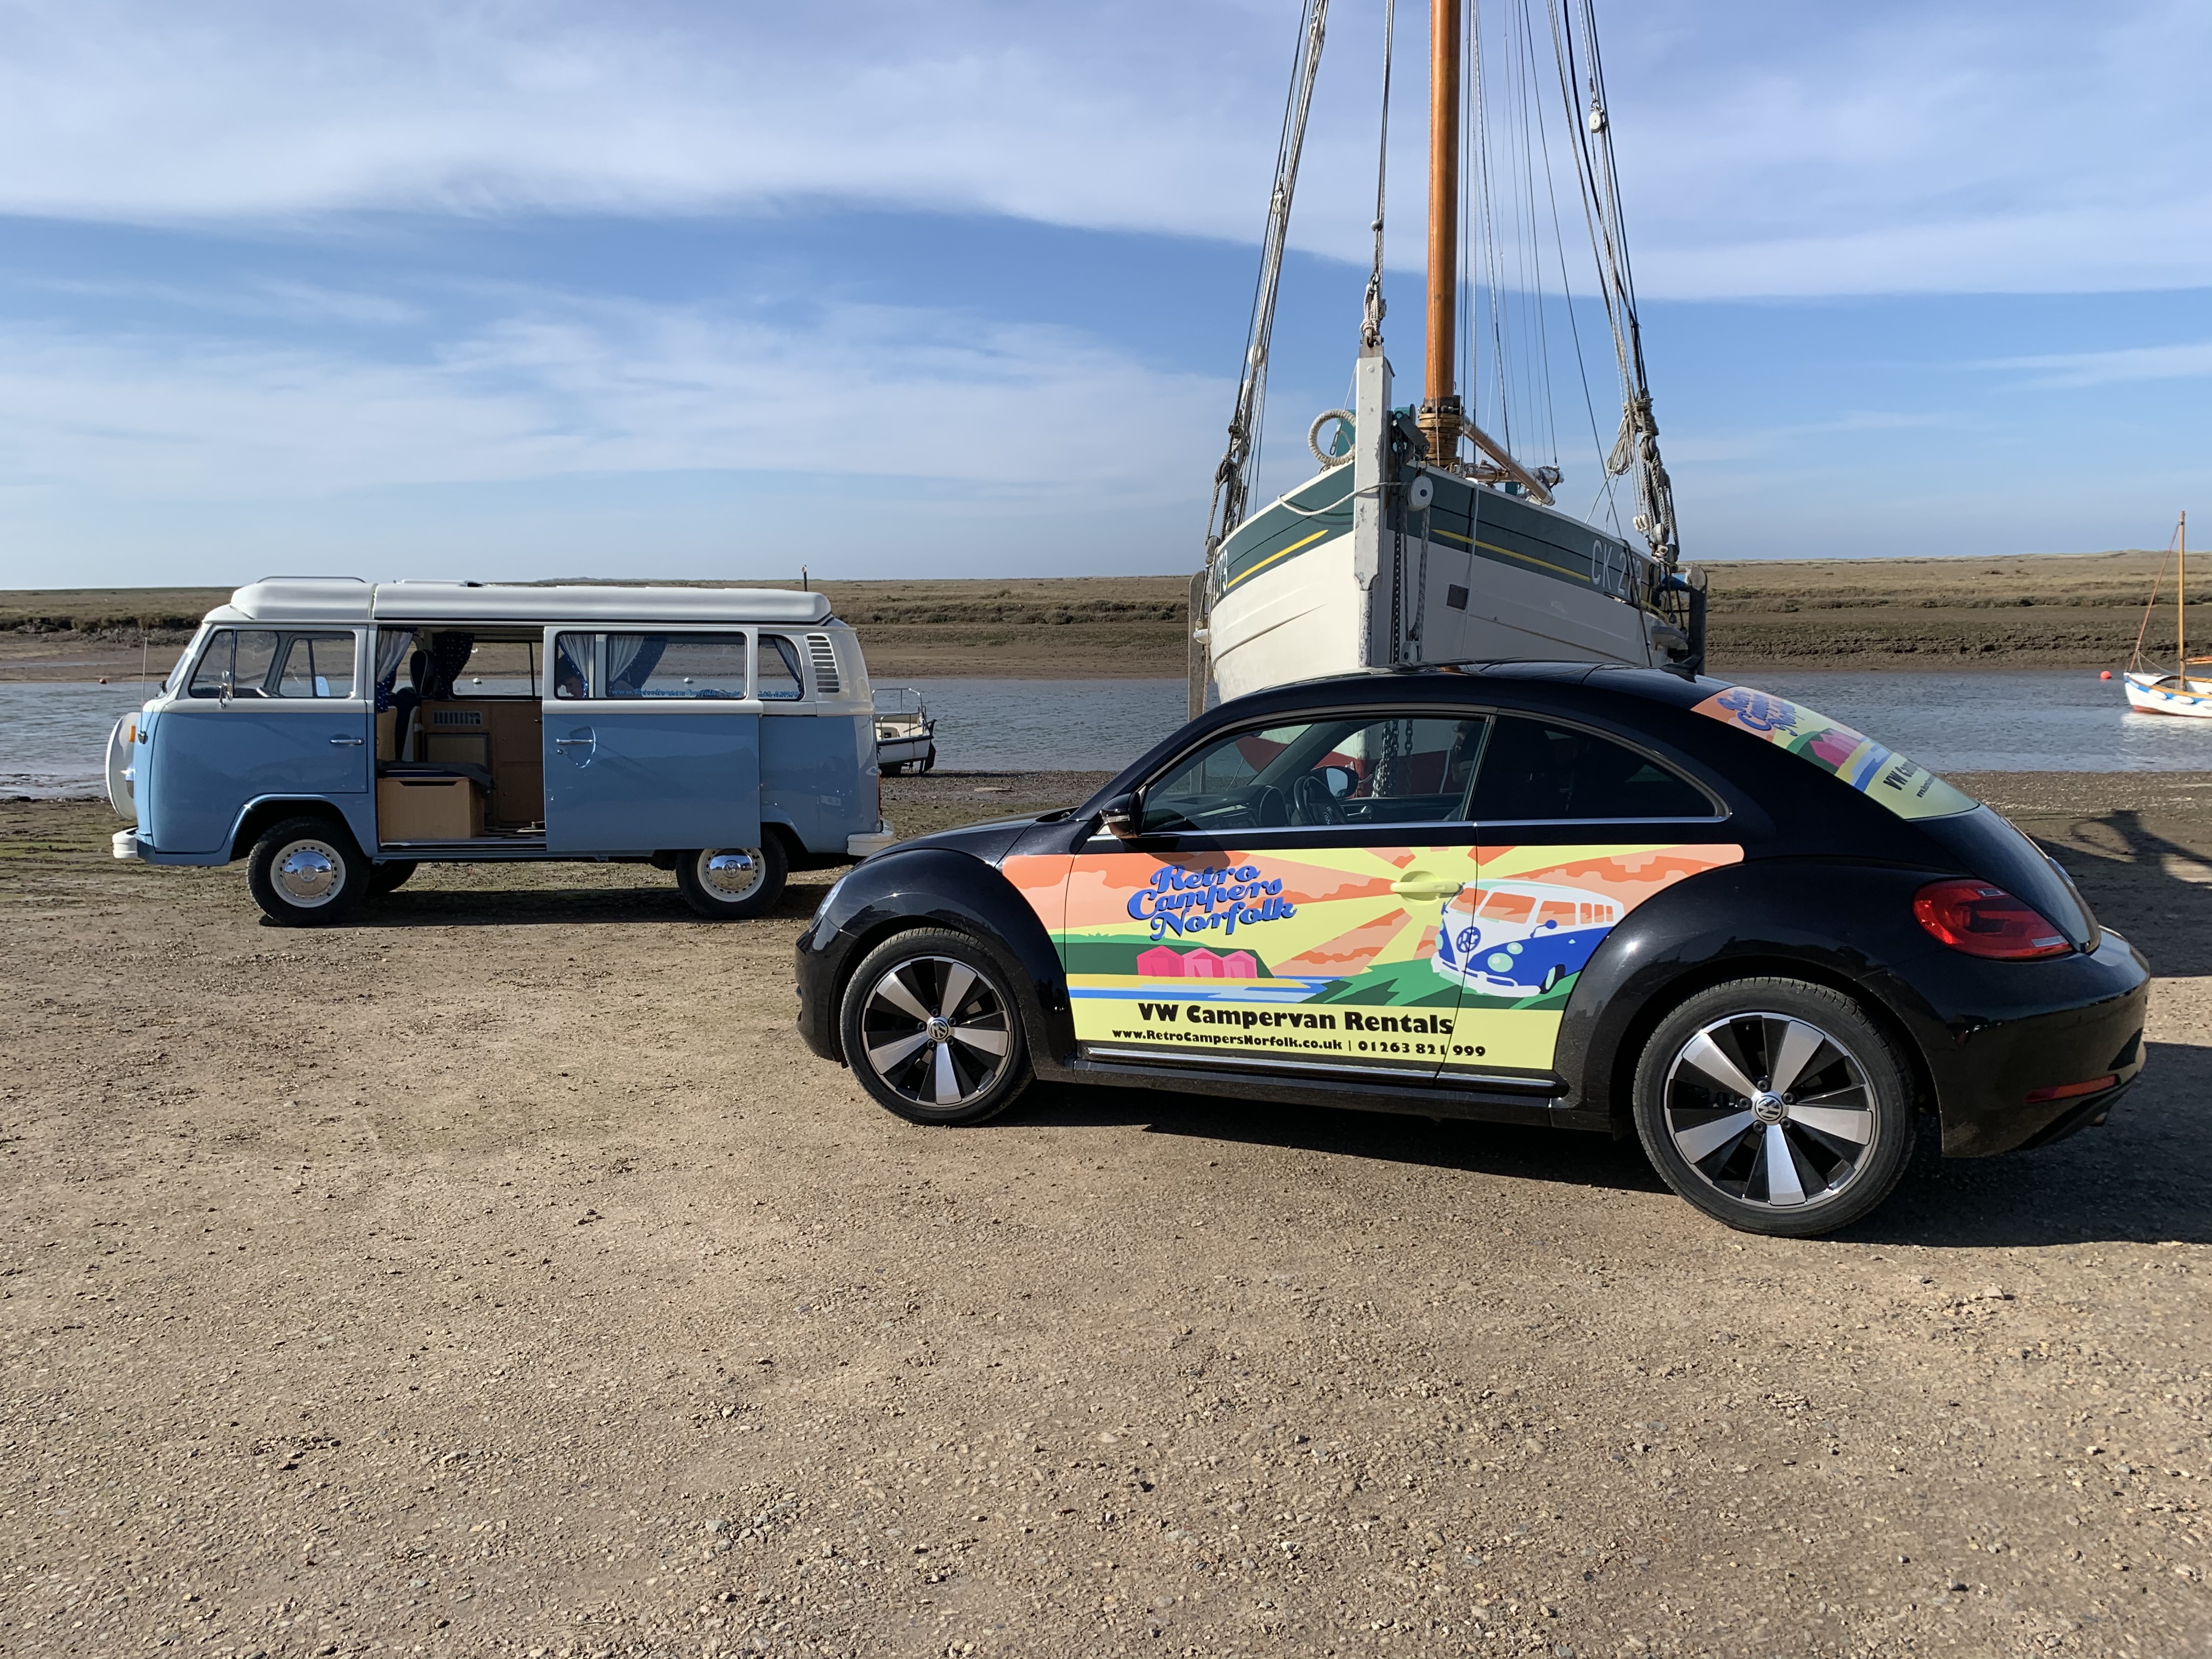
[{"left": 1431, "top": 879, "right": 1622, "bottom": 997}]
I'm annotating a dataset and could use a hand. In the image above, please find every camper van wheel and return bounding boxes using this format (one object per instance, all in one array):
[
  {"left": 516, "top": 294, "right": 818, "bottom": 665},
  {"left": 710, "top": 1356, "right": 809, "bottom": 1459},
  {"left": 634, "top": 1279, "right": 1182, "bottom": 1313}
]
[
  {"left": 246, "top": 816, "right": 367, "bottom": 927},
  {"left": 368, "top": 860, "right": 417, "bottom": 897},
  {"left": 675, "top": 838, "right": 788, "bottom": 920},
  {"left": 839, "top": 928, "right": 1031, "bottom": 1126}
]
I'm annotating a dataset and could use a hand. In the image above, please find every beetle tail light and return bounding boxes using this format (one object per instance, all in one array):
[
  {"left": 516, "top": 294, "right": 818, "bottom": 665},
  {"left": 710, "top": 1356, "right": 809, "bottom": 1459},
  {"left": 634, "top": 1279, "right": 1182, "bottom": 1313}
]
[{"left": 1912, "top": 879, "right": 2072, "bottom": 960}]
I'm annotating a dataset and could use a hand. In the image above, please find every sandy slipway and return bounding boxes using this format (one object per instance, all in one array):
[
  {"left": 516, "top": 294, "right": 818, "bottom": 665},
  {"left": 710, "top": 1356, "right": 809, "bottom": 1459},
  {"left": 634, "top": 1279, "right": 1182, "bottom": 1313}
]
[{"left": 2, "top": 774, "right": 2208, "bottom": 1658}]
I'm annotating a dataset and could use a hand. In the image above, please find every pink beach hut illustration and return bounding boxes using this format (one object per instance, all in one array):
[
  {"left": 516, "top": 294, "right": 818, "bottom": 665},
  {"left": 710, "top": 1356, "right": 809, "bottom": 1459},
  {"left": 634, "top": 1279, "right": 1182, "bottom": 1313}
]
[{"left": 1137, "top": 946, "right": 1260, "bottom": 979}]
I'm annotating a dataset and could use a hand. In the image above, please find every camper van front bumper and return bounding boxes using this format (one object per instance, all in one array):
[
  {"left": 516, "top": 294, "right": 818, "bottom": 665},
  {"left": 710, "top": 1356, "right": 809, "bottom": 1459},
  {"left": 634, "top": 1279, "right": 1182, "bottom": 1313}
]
[
  {"left": 847, "top": 821, "right": 898, "bottom": 860},
  {"left": 111, "top": 828, "right": 140, "bottom": 860}
]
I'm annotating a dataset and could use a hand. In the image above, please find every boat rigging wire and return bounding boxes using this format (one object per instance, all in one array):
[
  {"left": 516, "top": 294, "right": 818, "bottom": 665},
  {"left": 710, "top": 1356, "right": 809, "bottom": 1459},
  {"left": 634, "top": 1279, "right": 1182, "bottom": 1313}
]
[
  {"left": 1201, "top": 0, "right": 1330, "bottom": 571},
  {"left": 1363, "top": 0, "right": 1396, "bottom": 349},
  {"left": 1546, "top": 0, "right": 1679, "bottom": 569}
]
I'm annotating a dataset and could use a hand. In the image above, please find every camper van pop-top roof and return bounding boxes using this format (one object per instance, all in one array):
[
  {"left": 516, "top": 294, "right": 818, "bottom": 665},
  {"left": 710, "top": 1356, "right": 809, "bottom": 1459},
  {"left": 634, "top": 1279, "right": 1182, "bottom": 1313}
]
[{"left": 209, "top": 579, "right": 836, "bottom": 628}]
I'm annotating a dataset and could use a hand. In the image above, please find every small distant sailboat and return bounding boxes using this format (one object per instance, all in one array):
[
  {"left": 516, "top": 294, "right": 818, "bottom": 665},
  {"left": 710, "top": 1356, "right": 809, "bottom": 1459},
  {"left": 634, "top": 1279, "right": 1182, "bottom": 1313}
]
[{"left": 2123, "top": 512, "right": 2212, "bottom": 718}]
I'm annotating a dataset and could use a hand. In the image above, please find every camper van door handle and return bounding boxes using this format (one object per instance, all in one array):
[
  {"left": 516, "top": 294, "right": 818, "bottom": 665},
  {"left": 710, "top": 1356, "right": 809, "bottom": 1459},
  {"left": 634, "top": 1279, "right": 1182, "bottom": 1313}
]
[
  {"left": 556, "top": 736, "right": 594, "bottom": 747},
  {"left": 329, "top": 735, "right": 364, "bottom": 746},
  {"left": 1390, "top": 872, "right": 1464, "bottom": 900}
]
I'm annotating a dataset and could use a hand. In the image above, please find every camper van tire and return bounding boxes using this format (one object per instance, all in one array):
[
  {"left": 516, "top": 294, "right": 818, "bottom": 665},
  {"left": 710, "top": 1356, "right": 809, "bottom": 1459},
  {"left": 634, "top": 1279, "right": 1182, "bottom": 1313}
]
[
  {"left": 838, "top": 928, "right": 1031, "bottom": 1127},
  {"left": 675, "top": 838, "right": 789, "bottom": 921},
  {"left": 368, "top": 860, "right": 417, "bottom": 897},
  {"left": 247, "top": 816, "right": 368, "bottom": 927}
]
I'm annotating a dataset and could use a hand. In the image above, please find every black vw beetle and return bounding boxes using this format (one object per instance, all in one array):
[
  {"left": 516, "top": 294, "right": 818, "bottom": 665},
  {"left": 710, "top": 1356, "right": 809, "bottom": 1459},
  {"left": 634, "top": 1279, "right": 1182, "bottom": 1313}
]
[{"left": 795, "top": 665, "right": 2148, "bottom": 1235}]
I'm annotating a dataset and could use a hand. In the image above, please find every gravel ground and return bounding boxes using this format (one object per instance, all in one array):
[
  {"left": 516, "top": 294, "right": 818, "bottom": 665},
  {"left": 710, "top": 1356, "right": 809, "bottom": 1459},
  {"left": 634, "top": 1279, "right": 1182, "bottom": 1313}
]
[{"left": 1, "top": 774, "right": 2207, "bottom": 1659}]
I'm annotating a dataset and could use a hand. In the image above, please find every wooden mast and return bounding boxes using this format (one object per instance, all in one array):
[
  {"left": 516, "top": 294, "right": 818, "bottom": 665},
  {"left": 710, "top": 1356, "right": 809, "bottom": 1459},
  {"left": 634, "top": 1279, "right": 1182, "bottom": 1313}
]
[{"left": 1419, "top": 0, "right": 1462, "bottom": 470}]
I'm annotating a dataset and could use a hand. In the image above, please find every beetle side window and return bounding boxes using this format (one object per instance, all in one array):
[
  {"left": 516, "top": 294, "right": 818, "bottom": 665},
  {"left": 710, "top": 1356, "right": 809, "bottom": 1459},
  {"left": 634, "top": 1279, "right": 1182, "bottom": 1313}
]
[
  {"left": 187, "top": 630, "right": 280, "bottom": 698},
  {"left": 1140, "top": 715, "right": 1488, "bottom": 833},
  {"left": 1471, "top": 716, "right": 1713, "bottom": 821},
  {"left": 759, "top": 635, "right": 804, "bottom": 701},
  {"left": 275, "top": 633, "right": 357, "bottom": 698}
]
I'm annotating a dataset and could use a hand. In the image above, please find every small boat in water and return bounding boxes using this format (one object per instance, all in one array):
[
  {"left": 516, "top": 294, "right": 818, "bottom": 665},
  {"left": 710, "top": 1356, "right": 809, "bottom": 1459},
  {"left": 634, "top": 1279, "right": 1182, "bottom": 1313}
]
[
  {"left": 873, "top": 686, "right": 938, "bottom": 774},
  {"left": 2123, "top": 512, "right": 2212, "bottom": 718}
]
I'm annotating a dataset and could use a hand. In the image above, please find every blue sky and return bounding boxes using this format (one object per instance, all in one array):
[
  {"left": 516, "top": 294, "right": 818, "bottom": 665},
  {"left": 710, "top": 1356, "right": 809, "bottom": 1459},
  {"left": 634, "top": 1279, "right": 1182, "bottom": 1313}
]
[{"left": 0, "top": 0, "right": 2206, "bottom": 588}]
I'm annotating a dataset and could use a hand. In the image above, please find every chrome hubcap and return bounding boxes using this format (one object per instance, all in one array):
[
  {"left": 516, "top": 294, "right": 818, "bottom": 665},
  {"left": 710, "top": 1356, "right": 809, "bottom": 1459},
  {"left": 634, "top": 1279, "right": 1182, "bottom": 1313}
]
[
  {"left": 1664, "top": 1012, "right": 1875, "bottom": 1209},
  {"left": 273, "top": 839, "right": 342, "bottom": 906},
  {"left": 860, "top": 956, "right": 1013, "bottom": 1109},
  {"left": 698, "top": 849, "right": 765, "bottom": 901}
]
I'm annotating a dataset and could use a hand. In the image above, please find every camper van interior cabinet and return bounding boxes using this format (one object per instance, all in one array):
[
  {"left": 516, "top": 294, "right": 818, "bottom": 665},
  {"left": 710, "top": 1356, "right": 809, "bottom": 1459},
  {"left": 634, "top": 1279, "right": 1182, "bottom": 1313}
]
[{"left": 109, "top": 580, "right": 898, "bottom": 926}]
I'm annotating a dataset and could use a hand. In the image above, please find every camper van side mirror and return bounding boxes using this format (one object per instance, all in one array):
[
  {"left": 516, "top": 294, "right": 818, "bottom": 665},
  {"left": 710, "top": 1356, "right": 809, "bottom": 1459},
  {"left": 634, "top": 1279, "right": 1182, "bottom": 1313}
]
[{"left": 1099, "top": 791, "right": 1139, "bottom": 839}]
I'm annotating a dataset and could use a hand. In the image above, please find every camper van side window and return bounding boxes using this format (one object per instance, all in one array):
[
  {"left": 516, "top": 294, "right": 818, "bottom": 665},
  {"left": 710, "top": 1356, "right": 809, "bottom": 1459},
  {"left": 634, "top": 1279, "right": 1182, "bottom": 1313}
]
[
  {"left": 551, "top": 635, "right": 594, "bottom": 699},
  {"left": 759, "top": 635, "right": 804, "bottom": 701},
  {"left": 188, "top": 630, "right": 280, "bottom": 698},
  {"left": 597, "top": 633, "right": 749, "bottom": 698},
  {"left": 275, "top": 633, "right": 357, "bottom": 698}
]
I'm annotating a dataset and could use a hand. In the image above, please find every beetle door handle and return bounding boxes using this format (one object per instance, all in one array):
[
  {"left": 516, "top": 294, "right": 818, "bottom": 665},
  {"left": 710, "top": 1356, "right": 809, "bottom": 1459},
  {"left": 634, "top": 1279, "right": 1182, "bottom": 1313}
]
[{"left": 1390, "top": 872, "right": 1465, "bottom": 900}]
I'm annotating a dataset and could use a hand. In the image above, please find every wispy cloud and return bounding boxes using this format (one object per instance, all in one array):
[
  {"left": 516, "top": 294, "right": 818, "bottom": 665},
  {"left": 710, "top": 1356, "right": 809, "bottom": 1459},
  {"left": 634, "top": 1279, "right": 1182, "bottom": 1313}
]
[
  {"left": 0, "top": 1, "right": 2205, "bottom": 298},
  {"left": 1983, "top": 340, "right": 2212, "bottom": 390},
  {"left": 0, "top": 290, "right": 1228, "bottom": 501}
]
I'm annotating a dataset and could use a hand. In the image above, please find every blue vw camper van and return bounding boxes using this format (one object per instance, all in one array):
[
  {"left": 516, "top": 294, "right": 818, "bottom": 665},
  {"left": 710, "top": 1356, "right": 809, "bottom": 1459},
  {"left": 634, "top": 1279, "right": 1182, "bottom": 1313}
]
[{"left": 104, "top": 579, "right": 896, "bottom": 925}]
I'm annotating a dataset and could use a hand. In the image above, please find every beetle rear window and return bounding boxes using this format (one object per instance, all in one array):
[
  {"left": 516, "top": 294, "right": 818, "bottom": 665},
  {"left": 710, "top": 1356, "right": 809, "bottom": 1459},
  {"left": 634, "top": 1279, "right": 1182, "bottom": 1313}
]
[{"left": 1695, "top": 686, "right": 1977, "bottom": 820}]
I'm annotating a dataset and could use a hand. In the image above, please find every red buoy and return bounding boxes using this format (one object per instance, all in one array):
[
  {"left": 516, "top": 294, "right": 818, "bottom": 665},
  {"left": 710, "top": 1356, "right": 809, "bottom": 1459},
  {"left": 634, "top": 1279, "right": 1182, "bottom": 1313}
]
[{"left": 2100, "top": 670, "right": 2113, "bottom": 680}]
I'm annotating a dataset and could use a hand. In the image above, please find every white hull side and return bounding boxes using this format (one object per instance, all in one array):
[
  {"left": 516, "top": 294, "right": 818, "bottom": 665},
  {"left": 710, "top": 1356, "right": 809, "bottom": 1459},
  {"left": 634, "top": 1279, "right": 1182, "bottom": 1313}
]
[
  {"left": 1210, "top": 531, "right": 1655, "bottom": 702},
  {"left": 1210, "top": 535, "right": 1367, "bottom": 703},
  {"left": 1410, "top": 535, "right": 1656, "bottom": 666},
  {"left": 2124, "top": 672, "right": 2212, "bottom": 719}
]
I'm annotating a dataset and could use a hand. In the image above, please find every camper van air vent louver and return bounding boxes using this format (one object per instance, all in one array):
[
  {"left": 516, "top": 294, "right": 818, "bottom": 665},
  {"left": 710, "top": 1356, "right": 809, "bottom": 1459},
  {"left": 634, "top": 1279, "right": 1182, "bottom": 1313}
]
[
  {"left": 805, "top": 634, "right": 841, "bottom": 696},
  {"left": 430, "top": 710, "right": 483, "bottom": 727}
]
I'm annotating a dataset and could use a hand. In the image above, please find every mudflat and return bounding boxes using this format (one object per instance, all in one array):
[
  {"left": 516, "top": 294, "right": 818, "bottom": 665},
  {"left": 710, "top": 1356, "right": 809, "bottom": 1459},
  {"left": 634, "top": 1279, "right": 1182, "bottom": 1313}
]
[
  {"left": 2, "top": 775, "right": 2206, "bottom": 1657},
  {"left": 3, "top": 550, "right": 2199, "bottom": 682}
]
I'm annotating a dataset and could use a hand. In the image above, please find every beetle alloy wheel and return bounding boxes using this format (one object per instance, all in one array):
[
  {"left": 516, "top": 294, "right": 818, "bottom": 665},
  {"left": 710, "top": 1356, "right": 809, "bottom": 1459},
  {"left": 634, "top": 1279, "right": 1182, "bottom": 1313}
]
[
  {"left": 858, "top": 955, "right": 1015, "bottom": 1109},
  {"left": 696, "top": 848, "right": 767, "bottom": 902},
  {"left": 1662, "top": 1011, "right": 1878, "bottom": 1210},
  {"left": 272, "top": 837, "right": 345, "bottom": 906}
]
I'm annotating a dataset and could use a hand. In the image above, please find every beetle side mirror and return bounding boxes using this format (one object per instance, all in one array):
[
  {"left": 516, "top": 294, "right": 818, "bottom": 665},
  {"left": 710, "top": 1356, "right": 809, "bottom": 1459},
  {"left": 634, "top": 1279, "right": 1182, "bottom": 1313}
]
[{"left": 1098, "top": 791, "right": 1139, "bottom": 839}]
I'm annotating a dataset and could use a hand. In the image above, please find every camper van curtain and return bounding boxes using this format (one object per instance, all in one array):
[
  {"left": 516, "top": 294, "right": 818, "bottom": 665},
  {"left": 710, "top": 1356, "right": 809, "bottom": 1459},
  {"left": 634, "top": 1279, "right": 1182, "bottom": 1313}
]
[
  {"left": 604, "top": 633, "right": 669, "bottom": 696},
  {"left": 421, "top": 631, "right": 475, "bottom": 701},
  {"left": 371, "top": 629, "right": 416, "bottom": 712}
]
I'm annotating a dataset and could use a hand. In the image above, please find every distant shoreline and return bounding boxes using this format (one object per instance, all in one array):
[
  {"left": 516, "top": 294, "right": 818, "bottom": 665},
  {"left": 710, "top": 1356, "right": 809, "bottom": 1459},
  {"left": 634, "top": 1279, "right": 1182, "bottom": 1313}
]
[{"left": 1, "top": 550, "right": 2188, "bottom": 682}]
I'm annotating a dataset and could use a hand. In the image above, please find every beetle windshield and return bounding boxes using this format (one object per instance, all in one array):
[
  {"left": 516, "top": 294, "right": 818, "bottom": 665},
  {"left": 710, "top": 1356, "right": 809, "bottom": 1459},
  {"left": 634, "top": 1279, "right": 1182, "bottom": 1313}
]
[{"left": 1695, "top": 685, "right": 1977, "bottom": 820}]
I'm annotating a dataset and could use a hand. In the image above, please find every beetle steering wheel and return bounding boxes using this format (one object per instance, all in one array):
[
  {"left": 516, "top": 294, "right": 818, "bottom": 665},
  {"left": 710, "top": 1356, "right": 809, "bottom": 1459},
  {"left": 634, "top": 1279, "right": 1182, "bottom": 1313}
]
[{"left": 1291, "top": 771, "right": 1345, "bottom": 826}]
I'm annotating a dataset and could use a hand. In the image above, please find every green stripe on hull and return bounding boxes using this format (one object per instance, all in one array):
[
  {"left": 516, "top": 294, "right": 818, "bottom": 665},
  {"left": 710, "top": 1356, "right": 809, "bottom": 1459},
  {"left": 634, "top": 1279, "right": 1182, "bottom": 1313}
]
[
  {"left": 1216, "top": 466, "right": 1356, "bottom": 592},
  {"left": 1215, "top": 463, "right": 1650, "bottom": 608}
]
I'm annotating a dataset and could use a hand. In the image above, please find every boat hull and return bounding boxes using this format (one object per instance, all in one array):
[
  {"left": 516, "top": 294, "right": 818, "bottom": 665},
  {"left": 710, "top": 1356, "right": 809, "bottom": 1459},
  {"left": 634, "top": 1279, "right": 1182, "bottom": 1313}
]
[
  {"left": 1208, "top": 461, "right": 1661, "bottom": 702},
  {"left": 2124, "top": 672, "right": 2212, "bottom": 718}
]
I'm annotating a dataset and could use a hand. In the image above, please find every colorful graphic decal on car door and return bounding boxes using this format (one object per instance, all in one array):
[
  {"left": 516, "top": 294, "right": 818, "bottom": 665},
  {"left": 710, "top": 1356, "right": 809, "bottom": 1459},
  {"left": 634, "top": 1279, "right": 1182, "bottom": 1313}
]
[
  {"left": 1049, "top": 843, "right": 1480, "bottom": 1068},
  {"left": 1021, "top": 840, "right": 1740, "bottom": 1074},
  {"left": 1437, "top": 843, "right": 1745, "bottom": 1073}
]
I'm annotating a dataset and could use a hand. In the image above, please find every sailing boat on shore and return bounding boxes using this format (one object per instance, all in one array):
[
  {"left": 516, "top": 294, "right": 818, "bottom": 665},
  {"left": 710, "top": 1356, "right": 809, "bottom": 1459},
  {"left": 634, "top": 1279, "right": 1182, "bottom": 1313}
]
[
  {"left": 2123, "top": 512, "right": 2212, "bottom": 718},
  {"left": 1189, "top": 0, "right": 1701, "bottom": 714}
]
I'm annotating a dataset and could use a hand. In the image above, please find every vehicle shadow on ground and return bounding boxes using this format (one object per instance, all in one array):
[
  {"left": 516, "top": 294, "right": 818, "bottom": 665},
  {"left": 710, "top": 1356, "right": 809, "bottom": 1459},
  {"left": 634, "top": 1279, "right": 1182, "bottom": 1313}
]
[
  {"left": 2034, "top": 810, "right": 2212, "bottom": 975},
  {"left": 1007, "top": 1041, "right": 2210, "bottom": 1249},
  {"left": 320, "top": 882, "right": 838, "bottom": 929},
  {"left": 1011, "top": 1081, "right": 1672, "bottom": 1194}
]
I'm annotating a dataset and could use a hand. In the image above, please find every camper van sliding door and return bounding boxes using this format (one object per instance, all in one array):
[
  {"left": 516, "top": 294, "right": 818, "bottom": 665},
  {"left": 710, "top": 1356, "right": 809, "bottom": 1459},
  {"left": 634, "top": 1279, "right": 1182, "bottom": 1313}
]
[{"left": 540, "top": 629, "right": 762, "bottom": 854}]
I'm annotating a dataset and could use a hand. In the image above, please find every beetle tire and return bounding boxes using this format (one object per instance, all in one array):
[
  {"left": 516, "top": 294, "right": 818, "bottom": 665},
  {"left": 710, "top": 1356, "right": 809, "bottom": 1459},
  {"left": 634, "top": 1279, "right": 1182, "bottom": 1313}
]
[
  {"left": 246, "top": 815, "right": 368, "bottom": 927},
  {"left": 675, "top": 837, "right": 789, "bottom": 920},
  {"left": 838, "top": 928, "right": 1032, "bottom": 1127},
  {"left": 1632, "top": 976, "right": 1915, "bottom": 1238}
]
